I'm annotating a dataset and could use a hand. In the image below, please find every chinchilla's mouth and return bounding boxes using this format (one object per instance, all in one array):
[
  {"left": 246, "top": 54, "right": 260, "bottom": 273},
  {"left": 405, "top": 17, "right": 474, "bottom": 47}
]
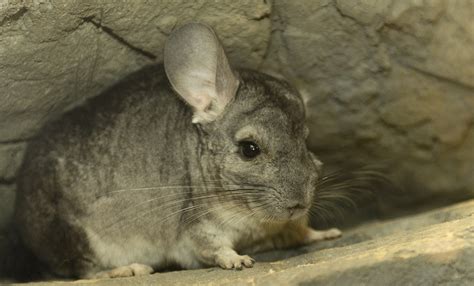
[
  {"left": 260, "top": 204, "right": 309, "bottom": 222},
  {"left": 286, "top": 206, "right": 309, "bottom": 221}
]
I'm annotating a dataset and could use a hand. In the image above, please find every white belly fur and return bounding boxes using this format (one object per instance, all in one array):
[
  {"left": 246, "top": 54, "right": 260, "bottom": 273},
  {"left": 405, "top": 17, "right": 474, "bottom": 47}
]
[{"left": 85, "top": 227, "right": 203, "bottom": 271}]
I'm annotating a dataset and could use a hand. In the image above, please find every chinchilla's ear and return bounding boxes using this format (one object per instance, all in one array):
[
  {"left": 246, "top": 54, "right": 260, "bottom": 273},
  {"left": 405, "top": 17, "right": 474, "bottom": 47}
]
[{"left": 164, "top": 23, "right": 239, "bottom": 124}]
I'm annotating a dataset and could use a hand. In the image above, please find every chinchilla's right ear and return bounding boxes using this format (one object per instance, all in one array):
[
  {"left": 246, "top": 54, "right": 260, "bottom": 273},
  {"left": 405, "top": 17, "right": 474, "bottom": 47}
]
[{"left": 164, "top": 23, "right": 239, "bottom": 124}]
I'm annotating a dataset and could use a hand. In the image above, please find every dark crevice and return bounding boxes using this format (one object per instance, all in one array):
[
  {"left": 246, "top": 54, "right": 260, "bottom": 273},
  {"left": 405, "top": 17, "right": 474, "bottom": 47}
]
[
  {"left": 0, "top": 178, "right": 16, "bottom": 185},
  {"left": 81, "top": 17, "right": 157, "bottom": 60},
  {"left": 398, "top": 60, "right": 474, "bottom": 91},
  {"left": 0, "top": 137, "right": 33, "bottom": 145},
  {"left": 257, "top": 1, "right": 281, "bottom": 70},
  {"left": 333, "top": 0, "right": 363, "bottom": 25},
  {"left": 0, "top": 6, "right": 28, "bottom": 27}
]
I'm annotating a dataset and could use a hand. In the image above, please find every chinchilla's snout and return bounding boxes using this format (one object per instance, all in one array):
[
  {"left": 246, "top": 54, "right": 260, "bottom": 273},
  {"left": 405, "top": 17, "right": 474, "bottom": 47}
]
[
  {"left": 274, "top": 153, "right": 319, "bottom": 220},
  {"left": 281, "top": 181, "right": 315, "bottom": 220},
  {"left": 282, "top": 198, "right": 310, "bottom": 219}
]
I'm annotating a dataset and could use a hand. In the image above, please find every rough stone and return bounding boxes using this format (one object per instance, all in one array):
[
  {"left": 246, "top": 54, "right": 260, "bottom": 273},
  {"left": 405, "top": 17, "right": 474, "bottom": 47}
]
[
  {"left": 6, "top": 198, "right": 474, "bottom": 286},
  {"left": 261, "top": 0, "right": 474, "bottom": 206},
  {"left": 0, "top": 184, "right": 15, "bottom": 232},
  {"left": 0, "top": 142, "right": 26, "bottom": 181}
]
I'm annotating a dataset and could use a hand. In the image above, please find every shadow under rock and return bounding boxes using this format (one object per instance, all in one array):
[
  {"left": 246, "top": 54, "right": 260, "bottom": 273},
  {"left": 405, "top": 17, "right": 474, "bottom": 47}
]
[
  {"left": 253, "top": 231, "right": 370, "bottom": 262},
  {"left": 256, "top": 197, "right": 474, "bottom": 263}
]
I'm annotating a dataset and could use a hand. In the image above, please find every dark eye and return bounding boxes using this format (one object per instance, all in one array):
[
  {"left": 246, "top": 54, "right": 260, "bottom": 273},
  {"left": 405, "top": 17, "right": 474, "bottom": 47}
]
[{"left": 239, "top": 141, "right": 261, "bottom": 159}]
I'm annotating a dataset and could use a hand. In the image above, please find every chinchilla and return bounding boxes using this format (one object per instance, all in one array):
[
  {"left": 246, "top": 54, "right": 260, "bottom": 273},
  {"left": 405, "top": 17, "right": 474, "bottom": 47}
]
[{"left": 6, "top": 23, "right": 342, "bottom": 280}]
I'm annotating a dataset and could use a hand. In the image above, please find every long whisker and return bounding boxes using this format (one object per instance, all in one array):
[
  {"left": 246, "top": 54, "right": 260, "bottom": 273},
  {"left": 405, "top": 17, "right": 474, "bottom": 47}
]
[
  {"left": 103, "top": 187, "right": 262, "bottom": 221},
  {"left": 99, "top": 185, "right": 222, "bottom": 196},
  {"left": 180, "top": 197, "right": 265, "bottom": 228},
  {"left": 98, "top": 184, "right": 270, "bottom": 228},
  {"left": 100, "top": 189, "right": 267, "bottom": 235},
  {"left": 229, "top": 200, "right": 273, "bottom": 228},
  {"left": 98, "top": 183, "right": 276, "bottom": 198},
  {"left": 311, "top": 165, "right": 395, "bottom": 223},
  {"left": 215, "top": 198, "right": 272, "bottom": 229},
  {"left": 163, "top": 193, "right": 266, "bottom": 228}
]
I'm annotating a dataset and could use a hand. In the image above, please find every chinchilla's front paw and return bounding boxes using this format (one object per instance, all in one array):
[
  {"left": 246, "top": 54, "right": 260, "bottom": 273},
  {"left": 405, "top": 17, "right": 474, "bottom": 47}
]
[
  {"left": 215, "top": 248, "right": 255, "bottom": 270},
  {"left": 92, "top": 263, "right": 154, "bottom": 279},
  {"left": 304, "top": 227, "right": 342, "bottom": 244}
]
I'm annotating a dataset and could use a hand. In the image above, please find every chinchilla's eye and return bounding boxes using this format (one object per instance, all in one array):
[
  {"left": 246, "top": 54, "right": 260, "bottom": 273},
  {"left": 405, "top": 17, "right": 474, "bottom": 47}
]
[{"left": 239, "top": 141, "right": 261, "bottom": 159}]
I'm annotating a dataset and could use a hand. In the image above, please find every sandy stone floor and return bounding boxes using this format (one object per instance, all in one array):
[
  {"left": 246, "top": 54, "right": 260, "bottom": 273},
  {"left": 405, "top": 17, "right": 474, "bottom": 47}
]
[{"left": 6, "top": 199, "right": 473, "bottom": 286}]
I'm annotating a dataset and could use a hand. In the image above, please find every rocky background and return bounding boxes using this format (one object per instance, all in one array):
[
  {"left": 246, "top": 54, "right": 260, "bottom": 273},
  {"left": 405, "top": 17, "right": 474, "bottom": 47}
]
[{"left": 1, "top": 0, "right": 473, "bottom": 232}]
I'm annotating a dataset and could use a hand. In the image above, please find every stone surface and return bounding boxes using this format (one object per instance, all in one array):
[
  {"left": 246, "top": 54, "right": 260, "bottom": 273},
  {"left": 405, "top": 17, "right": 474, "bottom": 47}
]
[
  {"left": 0, "top": 184, "right": 15, "bottom": 232},
  {"left": 261, "top": 0, "right": 474, "bottom": 205},
  {"left": 0, "top": 143, "right": 26, "bottom": 181},
  {"left": 6, "top": 198, "right": 474, "bottom": 285}
]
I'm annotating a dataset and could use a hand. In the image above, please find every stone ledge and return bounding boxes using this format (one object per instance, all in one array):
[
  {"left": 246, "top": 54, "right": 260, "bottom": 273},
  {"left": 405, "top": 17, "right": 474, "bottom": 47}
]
[
  {"left": 8, "top": 199, "right": 474, "bottom": 286},
  {"left": 0, "top": 142, "right": 26, "bottom": 182},
  {"left": 0, "top": 185, "right": 15, "bottom": 232}
]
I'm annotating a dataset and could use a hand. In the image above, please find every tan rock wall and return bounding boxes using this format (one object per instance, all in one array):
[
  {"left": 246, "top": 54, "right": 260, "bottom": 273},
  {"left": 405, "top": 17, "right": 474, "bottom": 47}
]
[{"left": 261, "top": 0, "right": 474, "bottom": 204}]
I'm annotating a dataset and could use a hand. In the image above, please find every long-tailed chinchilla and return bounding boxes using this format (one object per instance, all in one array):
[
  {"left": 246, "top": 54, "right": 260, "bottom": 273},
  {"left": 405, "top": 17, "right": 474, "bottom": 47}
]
[{"left": 13, "top": 23, "right": 341, "bottom": 279}]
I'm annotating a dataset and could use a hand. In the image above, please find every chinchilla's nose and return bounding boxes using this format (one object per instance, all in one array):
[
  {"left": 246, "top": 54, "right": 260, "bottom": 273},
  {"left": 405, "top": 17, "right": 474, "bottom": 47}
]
[{"left": 285, "top": 201, "right": 307, "bottom": 217}]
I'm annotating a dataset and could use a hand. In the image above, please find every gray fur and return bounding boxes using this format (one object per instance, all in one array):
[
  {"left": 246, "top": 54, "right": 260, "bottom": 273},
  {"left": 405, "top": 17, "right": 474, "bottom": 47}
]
[{"left": 13, "top": 23, "right": 330, "bottom": 279}]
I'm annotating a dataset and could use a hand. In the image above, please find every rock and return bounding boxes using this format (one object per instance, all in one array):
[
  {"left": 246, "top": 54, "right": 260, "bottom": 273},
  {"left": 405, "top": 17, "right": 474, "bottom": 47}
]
[
  {"left": 261, "top": 0, "right": 474, "bottom": 207},
  {"left": 0, "top": 143, "right": 22, "bottom": 231},
  {"left": 0, "top": 184, "right": 15, "bottom": 232},
  {"left": 6, "top": 199, "right": 474, "bottom": 285},
  {"left": 0, "top": 142, "right": 26, "bottom": 181}
]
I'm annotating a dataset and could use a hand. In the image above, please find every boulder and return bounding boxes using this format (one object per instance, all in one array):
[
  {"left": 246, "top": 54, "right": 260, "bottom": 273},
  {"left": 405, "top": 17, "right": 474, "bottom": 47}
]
[{"left": 261, "top": 0, "right": 474, "bottom": 205}]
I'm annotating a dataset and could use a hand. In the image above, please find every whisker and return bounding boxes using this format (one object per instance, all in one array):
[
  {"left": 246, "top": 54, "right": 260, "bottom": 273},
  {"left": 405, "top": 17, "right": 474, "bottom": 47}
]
[
  {"left": 216, "top": 198, "right": 272, "bottom": 228},
  {"left": 99, "top": 185, "right": 268, "bottom": 228},
  {"left": 234, "top": 200, "right": 273, "bottom": 226},
  {"left": 167, "top": 193, "right": 266, "bottom": 228},
  {"left": 183, "top": 192, "right": 272, "bottom": 228},
  {"left": 97, "top": 185, "right": 230, "bottom": 198},
  {"left": 182, "top": 195, "right": 271, "bottom": 228},
  {"left": 98, "top": 183, "right": 276, "bottom": 198},
  {"left": 100, "top": 189, "right": 267, "bottom": 235},
  {"left": 310, "top": 165, "right": 395, "bottom": 223}
]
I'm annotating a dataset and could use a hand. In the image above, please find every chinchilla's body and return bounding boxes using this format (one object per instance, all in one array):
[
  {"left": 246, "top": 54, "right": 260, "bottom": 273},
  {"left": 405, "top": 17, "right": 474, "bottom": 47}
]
[{"left": 10, "top": 23, "right": 341, "bottom": 280}]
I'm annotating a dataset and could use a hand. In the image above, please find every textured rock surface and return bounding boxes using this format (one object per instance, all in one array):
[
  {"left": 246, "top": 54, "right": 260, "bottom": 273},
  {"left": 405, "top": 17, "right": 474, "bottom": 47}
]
[
  {"left": 0, "top": 0, "right": 473, "bottom": 240},
  {"left": 6, "top": 199, "right": 474, "bottom": 286},
  {"left": 0, "top": 184, "right": 15, "bottom": 231},
  {"left": 261, "top": 0, "right": 474, "bottom": 205}
]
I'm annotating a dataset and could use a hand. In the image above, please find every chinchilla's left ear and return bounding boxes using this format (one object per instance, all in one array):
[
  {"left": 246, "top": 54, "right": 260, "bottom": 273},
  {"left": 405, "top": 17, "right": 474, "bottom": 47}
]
[{"left": 164, "top": 23, "right": 239, "bottom": 124}]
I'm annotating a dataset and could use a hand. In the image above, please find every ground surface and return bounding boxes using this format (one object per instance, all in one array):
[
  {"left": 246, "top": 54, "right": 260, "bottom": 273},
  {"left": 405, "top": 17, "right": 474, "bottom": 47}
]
[{"left": 6, "top": 199, "right": 473, "bottom": 286}]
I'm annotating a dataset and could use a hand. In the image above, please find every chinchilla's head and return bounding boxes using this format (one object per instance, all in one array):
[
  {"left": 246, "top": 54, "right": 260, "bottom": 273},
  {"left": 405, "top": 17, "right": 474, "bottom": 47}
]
[{"left": 164, "top": 23, "right": 322, "bottom": 222}]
